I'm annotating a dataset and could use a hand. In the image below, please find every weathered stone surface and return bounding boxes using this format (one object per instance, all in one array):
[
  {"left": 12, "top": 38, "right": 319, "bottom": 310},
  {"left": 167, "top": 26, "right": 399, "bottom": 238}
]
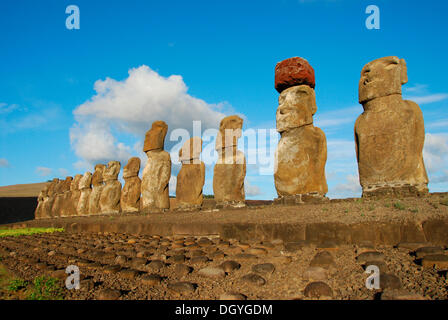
[
  {"left": 167, "top": 281, "right": 196, "bottom": 295},
  {"left": 309, "top": 251, "right": 335, "bottom": 269},
  {"left": 213, "top": 115, "right": 246, "bottom": 207},
  {"left": 421, "top": 254, "right": 448, "bottom": 270},
  {"left": 415, "top": 246, "right": 444, "bottom": 259},
  {"left": 252, "top": 263, "right": 275, "bottom": 275},
  {"left": 241, "top": 273, "right": 266, "bottom": 286},
  {"left": 141, "top": 274, "right": 162, "bottom": 286},
  {"left": 198, "top": 267, "right": 226, "bottom": 279},
  {"left": 35, "top": 184, "right": 49, "bottom": 219},
  {"left": 174, "top": 264, "right": 192, "bottom": 277},
  {"left": 356, "top": 251, "right": 385, "bottom": 264},
  {"left": 304, "top": 281, "right": 333, "bottom": 298},
  {"left": 219, "top": 260, "right": 241, "bottom": 273},
  {"left": 380, "top": 273, "right": 402, "bottom": 290},
  {"left": 97, "top": 288, "right": 121, "bottom": 300},
  {"left": 88, "top": 164, "right": 105, "bottom": 215},
  {"left": 275, "top": 85, "right": 328, "bottom": 198},
  {"left": 51, "top": 179, "right": 66, "bottom": 218},
  {"left": 77, "top": 172, "right": 92, "bottom": 216},
  {"left": 176, "top": 138, "right": 205, "bottom": 210},
  {"left": 142, "top": 121, "right": 171, "bottom": 211},
  {"left": 100, "top": 161, "right": 122, "bottom": 214},
  {"left": 355, "top": 56, "right": 428, "bottom": 198},
  {"left": 275, "top": 57, "right": 315, "bottom": 93},
  {"left": 41, "top": 178, "right": 59, "bottom": 218},
  {"left": 303, "top": 266, "right": 327, "bottom": 281},
  {"left": 121, "top": 157, "right": 141, "bottom": 213},
  {"left": 219, "top": 292, "right": 247, "bottom": 300},
  {"left": 70, "top": 174, "right": 82, "bottom": 217},
  {"left": 381, "top": 289, "right": 427, "bottom": 300}
]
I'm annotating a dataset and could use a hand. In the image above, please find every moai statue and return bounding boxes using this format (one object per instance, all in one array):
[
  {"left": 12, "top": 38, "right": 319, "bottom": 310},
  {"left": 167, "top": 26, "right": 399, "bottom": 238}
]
[
  {"left": 99, "top": 161, "right": 122, "bottom": 214},
  {"left": 273, "top": 57, "right": 328, "bottom": 204},
  {"left": 51, "top": 179, "right": 67, "bottom": 218},
  {"left": 213, "top": 115, "right": 246, "bottom": 208},
  {"left": 141, "top": 121, "right": 171, "bottom": 212},
  {"left": 176, "top": 137, "right": 205, "bottom": 210},
  {"left": 89, "top": 164, "right": 106, "bottom": 214},
  {"left": 59, "top": 176, "right": 73, "bottom": 217},
  {"left": 77, "top": 171, "right": 92, "bottom": 215},
  {"left": 121, "top": 157, "right": 141, "bottom": 213},
  {"left": 35, "top": 184, "right": 49, "bottom": 219},
  {"left": 69, "top": 174, "right": 83, "bottom": 216},
  {"left": 42, "top": 178, "right": 59, "bottom": 218},
  {"left": 355, "top": 56, "right": 428, "bottom": 198}
]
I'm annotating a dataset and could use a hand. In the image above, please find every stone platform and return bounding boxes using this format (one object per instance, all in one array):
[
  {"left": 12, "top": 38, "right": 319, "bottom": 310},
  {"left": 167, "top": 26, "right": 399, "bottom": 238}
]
[{"left": 4, "top": 193, "right": 448, "bottom": 246}]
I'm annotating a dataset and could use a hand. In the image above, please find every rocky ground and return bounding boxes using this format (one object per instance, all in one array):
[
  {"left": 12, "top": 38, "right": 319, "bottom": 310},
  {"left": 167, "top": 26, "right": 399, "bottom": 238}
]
[{"left": 1, "top": 231, "right": 447, "bottom": 300}]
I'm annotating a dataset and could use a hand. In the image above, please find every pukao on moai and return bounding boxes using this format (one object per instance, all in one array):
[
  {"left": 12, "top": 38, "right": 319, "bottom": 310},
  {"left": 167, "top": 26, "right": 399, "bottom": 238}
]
[
  {"left": 59, "top": 176, "right": 73, "bottom": 217},
  {"left": 35, "top": 184, "right": 48, "bottom": 219},
  {"left": 273, "top": 57, "right": 328, "bottom": 204},
  {"left": 89, "top": 164, "right": 106, "bottom": 214},
  {"left": 69, "top": 174, "right": 83, "bottom": 216},
  {"left": 121, "top": 157, "right": 141, "bottom": 213},
  {"left": 213, "top": 115, "right": 246, "bottom": 208},
  {"left": 77, "top": 171, "right": 92, "bottom": 215},
  {"left": 176, "top": 137, "right": 205, "bottom": 210},
  {"left": 42, "top": 178, "right": 58, "bottom": 218},
  {"left": 141, "top": 121, "right": 171, "bottom": 212},
  {"left": 99, "top": 161, "right": 122, "bottom": 214},
  {"left": 355, "top": 56, "right": 428, "bottom": 198}
]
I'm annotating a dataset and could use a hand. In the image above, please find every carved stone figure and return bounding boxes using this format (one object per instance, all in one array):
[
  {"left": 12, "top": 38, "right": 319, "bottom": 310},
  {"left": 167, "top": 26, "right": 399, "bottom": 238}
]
[
  {"left": 89, "top": 164, "right": 106, "bottom": 214},
  {"left": 121, "top": 157, "right": 141, "bottom": 213},
  {"left": 99, "top": 161, "right": 122, "bottom": 214},
  {"left": 77, "top": 172, "right": 92, "bottom": 215}
]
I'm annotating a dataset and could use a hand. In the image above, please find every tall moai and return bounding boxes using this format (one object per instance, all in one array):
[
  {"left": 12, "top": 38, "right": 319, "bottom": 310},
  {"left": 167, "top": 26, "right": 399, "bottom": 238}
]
[
  {"left": 59, "top": 176, "right": 73, "bottom": 217},
  {"left": 141, "top": 121, "right": 171, "bottom": 212},
  {"left": 273, "top": 57, "right": 328, "bottom": 204},
  {"left": 121, "top": 157, "right": 141, "bottom": 213},
  {"left": 213, "top": 115, "right": 246, "bottom": 208},
  {"left": 35, "top": 184, "right": 48, "bottom": 219},
  {"left": 69, "top": 174, "right": 83, "bottom": 216},
  {"left": 99, "top": 161, "right": 122, "bottom": 214},
  {"left": 176, "top": 137, "right": 205, "bottom": 210},
  {"left": 42, "top": 178, "right": 58, "bottom": 218},
  {"left": 89, "top": 164, "right": 106, "bottom": 214},
  {"left": 77, "top": 171, "right": 92, "bottom": 215},
  {"left": 355, "top": 56, "right": 428, "bottom": 198},
  {"left": 51, "top": 178, "right": 67, "bottom": 217}
]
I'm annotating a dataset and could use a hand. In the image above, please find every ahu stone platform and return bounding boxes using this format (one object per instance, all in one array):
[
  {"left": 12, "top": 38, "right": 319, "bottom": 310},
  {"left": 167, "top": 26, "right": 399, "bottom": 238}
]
[{"left": 5, "top": 193, "right": 448, "bottom": 246}]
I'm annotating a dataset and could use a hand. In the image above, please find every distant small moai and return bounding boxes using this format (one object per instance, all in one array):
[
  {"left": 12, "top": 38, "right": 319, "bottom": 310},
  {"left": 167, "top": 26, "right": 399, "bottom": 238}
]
[
  {"left": 59, "top": 176, "right": 73, "bottom": 217},
  {"left": 77, "top": 171, "right": 92, "bottom": 215},
  {"left": 141, "top": 121, "right": 171, "bottom": 212},
  {"left": 42, "top": 178, "right": 59, "bottom": 218},
  {"left": 121, "top": 157, "right": 141, "bottom": 213},
  {"left": 99, "top": 161, "right": 122, "bottom": 214},
  {"left": 69, "top": 174, "right": 83, "bottom": 216},
  {"left": 355, "top": 56, "right": 428, "bottom": 198},
  {"left": 51, "top": 178, "right": 69, "bottom": 217},
  {"left": 176, "top": 137, "right": 205, "bottom": 210},
  {"left": 273, "top": 57, "right": 328, "bottom": 204},
  {"left": 89, "top": 164, "right": 106, "bottom": 214},
  {"left": 213, "top": 115, "right": 246, "bottom": 208},
  {"left": 35, "top": 184, "right": 48, "bottom": 219}
]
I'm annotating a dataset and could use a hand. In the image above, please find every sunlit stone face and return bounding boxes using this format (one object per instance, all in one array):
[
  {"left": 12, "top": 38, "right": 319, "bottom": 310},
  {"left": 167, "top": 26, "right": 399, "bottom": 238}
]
[
  {"left": 359, "top": 56, "right": 408, "bottom": 104},
  {"left": 276, "top": 85, "right": 316, "bottom": 133}
]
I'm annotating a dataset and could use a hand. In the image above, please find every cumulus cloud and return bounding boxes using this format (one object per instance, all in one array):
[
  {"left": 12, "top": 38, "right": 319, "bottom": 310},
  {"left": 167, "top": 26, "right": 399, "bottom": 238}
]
[
  {"left": 423, "top": 133, "right": 448, "bottom": 173},
  {"left": 70, "top": 65, "right": 229, "bottom": 168},
  {"left": 0, "top": 158, "right": 10, "bottom": 168},
  {"left": 330, "top": 174, "right": 362, "bottom": 198},
  {"left": 0, "top": 103, "right": 18, "bottom": 114},
  {"left": 36, "top": 166, "right": 52, "bottom": 177},
  {"left": 245, "top": 179, "right": 262, "bottom": 197}
]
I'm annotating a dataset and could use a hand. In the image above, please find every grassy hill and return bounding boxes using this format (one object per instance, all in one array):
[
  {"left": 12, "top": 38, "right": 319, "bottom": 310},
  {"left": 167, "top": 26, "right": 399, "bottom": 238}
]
[{"left": 0, "top": 182, "right": 48, "bottom": 197}]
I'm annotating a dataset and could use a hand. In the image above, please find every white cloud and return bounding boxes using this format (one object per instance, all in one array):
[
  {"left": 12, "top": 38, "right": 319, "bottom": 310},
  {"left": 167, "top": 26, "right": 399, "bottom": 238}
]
[
  {"left": 0, "top": 158, "right": 10, "bottom": 168},
  {"left": 70, "top": 65, "right": 228, "bottom": 167},
  {"left": 404, "top": 84, "right": 428, "bottom": 93},
  {"left": 0, "top": 103, "right": 18, "bottom": 114},
  {"left": 245, "top": 179, "right": 262, "bottom": 197},
  {"left": 330, "top": 174, "right": 362, "bottom": 198},
  {"left": 314, "top": 106, "right": 360, "bottom": 129},
  {"left": 36, "top": 166, "right": 52, "bottom": 177},
  {"left": 405, "top": 93, "right": 448, "bottom": 105},
  {"left": 423, "top": 133, "right": 448, "bottom": 173}
]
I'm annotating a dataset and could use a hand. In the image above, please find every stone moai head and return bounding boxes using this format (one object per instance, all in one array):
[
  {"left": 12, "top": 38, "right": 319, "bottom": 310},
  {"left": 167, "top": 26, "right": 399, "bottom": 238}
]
[
  {"left": 276, "top": 85, "right": 317, "bottom": 133},
  {"left": 47, "top": 178, "right": 59, "bottom": 196},
  {"left": 62, "top": 176, "right": 73, "bottom": 192},
  {"left": 71, "top": 174, "right": 83, "bottom": 192},
  {"left": 143, "top": 121, "right": 168, "bottom": 153},
  {"left": 79, "top": 172, "right": 92, "bottom": 189},
  {"left": 359, "top": 56, "right": 408, "bottom": 104},
  {"left": 103, "top": 161, "right": 121, "bottom": 181},
  {"left": 215, "top": 115, "right": 244, "bottom": 151},
  {"left": 179, "top": 137, "right": 203, "bottom": 163},
  {"left": 123, "top": 157, "right": 141, "bottom": 178},
  {"left": 91, "top": 164, "right": 106, "bottom": 186}
]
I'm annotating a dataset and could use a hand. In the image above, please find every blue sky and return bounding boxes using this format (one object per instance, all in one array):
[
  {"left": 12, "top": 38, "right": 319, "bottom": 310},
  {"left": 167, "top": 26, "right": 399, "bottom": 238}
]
[{"left": 1, "top": 0, "right": 447, "bottom": 199}]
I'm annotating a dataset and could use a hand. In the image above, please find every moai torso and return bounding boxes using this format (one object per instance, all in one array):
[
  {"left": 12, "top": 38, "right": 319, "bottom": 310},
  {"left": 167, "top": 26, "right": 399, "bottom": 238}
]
[
  {"left": 100, "top": 161, "right": 122, "bottom": 214},
  {"left": 60, "top": 176, "right": 73, "bottom": 217},
  {"left": 35, "top": 185, "right": 48, "bottom": 219},
  {"left": 176, "top": 137, "right": 205, "bottom": 210},
  {"left": 89, "top": 164, "right": 106, "bottom": 214},
  {"left": 42, "top": 178, "right": 58, "bottom": 218},
  {"left": 121, "top": 157, "right": 141, "bottom": 213},
  {"left": 70, "top": 174, "right": 83, "bottom": 216},
  {"left": 77, "top": 172, "right": 92, "bottom": 215},
  {"left": 213, "top": 115, "right": 246, "bottom": 207},
  {"left": 51, "top": 179, "right": 66, "bottom": 218},
  {"left": 141, "top": 121, "right": 171, "bottom": 211},
  {"left": 355, "top": 57, "right": 428, "bottom": 197}
]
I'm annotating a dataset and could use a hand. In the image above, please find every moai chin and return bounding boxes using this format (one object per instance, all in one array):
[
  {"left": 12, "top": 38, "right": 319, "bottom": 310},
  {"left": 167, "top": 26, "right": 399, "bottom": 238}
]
[
  {"left": 355, "top": 56, "right": 428, "bottom": 198},
  {"left": 121, "top": 157, "right": 141, "bottom": 213},
  {"left": 141, "top": 121, "right": 171, "bottom": 212},
  {"left": 70, "top": 174, "right": 83, "bottom": 216},
  {"left": 99, "top": 161, "right": 122, "bottom": 214},
  {"left": 273, "top": 57, "right": 328, "bottom": 204},
  {"left": 213, "top": 115, "right": 246, "bottom": 208},
  {"left": 176, "top": 137, "right": 205, "bottom": 210},
  {"left": 89, "top": 164, "right": 106, "bottom": 215},
  {"left": 77, "top": 172, "right": 92, "bottom": 216}
]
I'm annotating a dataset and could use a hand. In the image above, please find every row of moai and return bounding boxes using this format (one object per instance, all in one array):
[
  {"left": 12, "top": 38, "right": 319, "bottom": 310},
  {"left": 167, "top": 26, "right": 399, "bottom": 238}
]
[
  {"left": 35, "top": 55, "right": 429, "bottom": 218},
  {"left": 35, "top": 116, "right": 246, "bottom": 218}
]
